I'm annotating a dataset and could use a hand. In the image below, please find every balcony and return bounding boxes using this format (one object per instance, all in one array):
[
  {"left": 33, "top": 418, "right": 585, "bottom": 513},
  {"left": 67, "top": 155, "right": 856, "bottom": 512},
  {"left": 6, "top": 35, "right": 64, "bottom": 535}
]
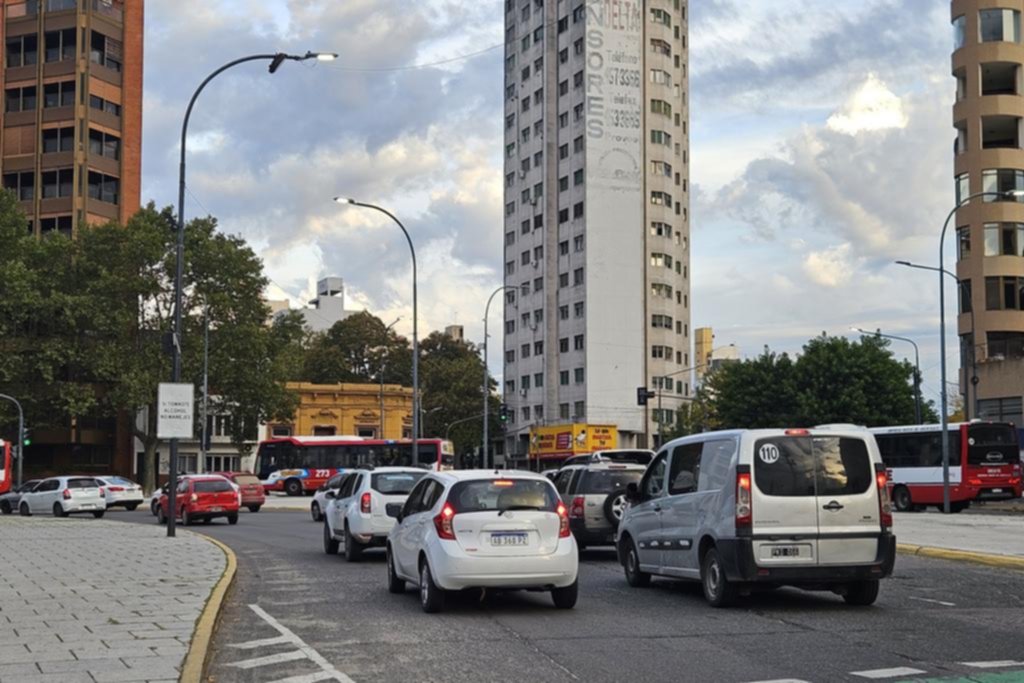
[
  {"left": 981, "top": 62, "right": 1020, "bottom": 96},
  {"left": 92, "top": 0, "right": 123, "bottom": 22},
  {"left": 45, "top": 0, "right": 76, "bottom": 12},
  {"left": 981, "top": 115, "right": 1022, "bottom": 149}
]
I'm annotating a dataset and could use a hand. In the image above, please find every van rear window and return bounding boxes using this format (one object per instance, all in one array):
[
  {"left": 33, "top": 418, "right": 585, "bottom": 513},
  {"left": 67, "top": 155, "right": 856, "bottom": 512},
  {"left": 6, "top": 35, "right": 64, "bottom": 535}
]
[
  {"left": 754, "top": 437, "right": 872, "bottom": 497},
  {"left": 580, "top": 470, "right": 642, "bottom": 494},
  {"left": 372, "top": 472, "right": 426, "bottom": 495}
]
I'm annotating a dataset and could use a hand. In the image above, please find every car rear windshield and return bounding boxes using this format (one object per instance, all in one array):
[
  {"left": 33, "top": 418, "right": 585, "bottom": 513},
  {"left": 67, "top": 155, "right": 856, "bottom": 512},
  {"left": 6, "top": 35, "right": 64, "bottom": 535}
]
[
  {"left": 967, "top": 425, "right": 1019, "bottom": 465},
  {"left": 372, "top": 471, "right": 426, "bottom": 495},
  {"left": 754, "top": 437, "right": 873, "bottom": 497},
  {"left": 194, "top": 480, "right": 232, "bottom": 493},
  {"left": 67, "top": 478, "right": 98, "bottom": 489},
  {"left": 448, "top": 479, "right": 559, "bottom": 513},
  {"left": 580, "top": 469, "right": 643, "bottom": 494},
  {"left": 233, "top": 475, "right": 260, "bottom": 486},
  {"left": 107, "top": 476, "right": 136, "bottom": 486}
]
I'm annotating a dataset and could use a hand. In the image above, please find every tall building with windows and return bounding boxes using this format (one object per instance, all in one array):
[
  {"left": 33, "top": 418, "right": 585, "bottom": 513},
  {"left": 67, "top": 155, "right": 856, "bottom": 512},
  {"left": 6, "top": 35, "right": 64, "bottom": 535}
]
[
  {"left": 1, "top": 0, "right": 142, "bottom": 237},
  {"left": 502, "top": 0, "right": 690, "bottom": 455},
  {"left": 951, "top": 1, "right": 1024, "bottom": 425}
]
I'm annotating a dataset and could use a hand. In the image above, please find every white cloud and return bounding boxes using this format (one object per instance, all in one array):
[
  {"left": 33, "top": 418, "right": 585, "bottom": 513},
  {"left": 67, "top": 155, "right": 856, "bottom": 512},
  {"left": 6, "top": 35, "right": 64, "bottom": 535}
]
[
  {"left": 826, "top": 74, "right": 908, "bottom": 135},
  {"left": 803, "top": 243, "right": 857, "bottom": 288}
]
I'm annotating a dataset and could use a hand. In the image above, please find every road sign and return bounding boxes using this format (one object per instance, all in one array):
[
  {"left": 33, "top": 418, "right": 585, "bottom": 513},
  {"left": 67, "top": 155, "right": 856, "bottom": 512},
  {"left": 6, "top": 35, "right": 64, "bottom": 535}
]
[{"left": 157, "top": 383, "right": 194, "bottom": 439}]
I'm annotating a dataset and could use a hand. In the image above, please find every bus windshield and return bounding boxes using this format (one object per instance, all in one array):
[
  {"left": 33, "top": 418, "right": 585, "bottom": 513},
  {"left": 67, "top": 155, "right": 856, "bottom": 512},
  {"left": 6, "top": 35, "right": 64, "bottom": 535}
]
[{"left": 967, "top": 424, "right": 1019, "bottom": 466}]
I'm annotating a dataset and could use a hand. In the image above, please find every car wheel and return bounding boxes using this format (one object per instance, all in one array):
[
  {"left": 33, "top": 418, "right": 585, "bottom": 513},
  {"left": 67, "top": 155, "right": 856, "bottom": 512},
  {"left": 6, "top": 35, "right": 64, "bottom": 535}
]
[
  {"left": 603, "top": 493, "right": 627, "bottom": 527},
  {"left": 125, "top": 503, "right": 139, "bottom": 512},
  {"left": 310, "top": 501, "right": 322, "bottom": 522},
  {"left": 892, "top": 486, "right": 912, "bottom": 513},
  {"left": 419, "top": 561, "right": 445, "bottom": 613},
  {"left": 323, "top": 521, "right": 339, "bottom": 555},
  {"left": 150, "top": 499, "right": 159, "bottom": 516},
  {"left": 843, "top": 579, "right": 880, "bottom": 606},
  {"left": 622, "top": 538, "right": 651, "bottom": 588},
  {"left": 701, "top": 547, "right": 738, "bottom": 608},
  {"left": 248, "top": 505, "right": 261, "bottom": 513},
  {"left": 344, "top": 524, "right": 363, "bottom": 562},
  {"left": 1, "top": 500, "right": 12, "bottom": 515},
  {"left": 551, "top": 580, "right": 579, "bottom": 609},
  {"left": 52, "top": 502, "right": 68, "bottom": 518},
  {"left": 284, "top": 479, "right": 303, "bottom": 497},
  {"left": 181, "top": 509, "right": 191, "bottom": 526},
  {"left": 227, "top": 513, "right": 239, "bottom": 525},
  {"left": 92, "top": 511, "right": 105, "bottom": 519},
  {"left": 19, "top": 502, "right": 31, "bottom": 517},
  {"left": 156, "top": 507, "right": 166, "bottom": 525},
  {"left": 386, "top": 547, "right": 405, "bottom": 594}
]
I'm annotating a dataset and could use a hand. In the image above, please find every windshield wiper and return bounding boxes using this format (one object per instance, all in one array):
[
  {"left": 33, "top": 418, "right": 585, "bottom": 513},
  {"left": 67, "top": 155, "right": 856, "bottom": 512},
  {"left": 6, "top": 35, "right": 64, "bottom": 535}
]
[{"left": 498, "top": 505, "right": 543, "bottom": 516}]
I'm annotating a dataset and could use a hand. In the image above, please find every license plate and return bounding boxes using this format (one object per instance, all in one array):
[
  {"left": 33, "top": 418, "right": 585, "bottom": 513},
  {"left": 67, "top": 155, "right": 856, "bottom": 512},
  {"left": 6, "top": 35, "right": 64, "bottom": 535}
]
[
  {"left": 992, "top": 489, "right": 1003, "bottom": 494},
  {"left": 771, "top": 545, "right": 801, "bottom": 558},
  {"left": 81, "top": 504, "right": 95, "bottom": 510},
  {"left": 490, "top": 532, "right": 528, "bottom": 546},
  {"left": 210, "top": 507, "right": 222, "bottom": 512}
]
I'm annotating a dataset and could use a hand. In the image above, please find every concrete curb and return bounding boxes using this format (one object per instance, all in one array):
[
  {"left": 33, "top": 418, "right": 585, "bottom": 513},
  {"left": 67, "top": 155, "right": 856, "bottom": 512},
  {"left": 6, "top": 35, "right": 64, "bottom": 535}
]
[
  {"left": 897, "top": 543, "right": 1024, "bottom": 571},
  {"left": 180, "top": 532, "right": 238, "bottom": 683}
]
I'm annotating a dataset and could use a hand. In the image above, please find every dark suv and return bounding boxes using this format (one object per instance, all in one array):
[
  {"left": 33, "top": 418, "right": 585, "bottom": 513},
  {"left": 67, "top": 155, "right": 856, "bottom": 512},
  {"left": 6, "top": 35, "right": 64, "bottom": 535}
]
[{"left": 552, "top": 462, "right": 646, "bottom": 549}]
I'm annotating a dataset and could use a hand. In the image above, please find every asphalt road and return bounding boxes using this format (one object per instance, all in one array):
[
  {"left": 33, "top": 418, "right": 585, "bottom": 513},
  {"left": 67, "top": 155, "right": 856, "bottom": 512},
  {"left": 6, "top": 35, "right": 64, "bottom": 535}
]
[{"left": 106, "top": 509, "right": 1024, "bottom": 683}]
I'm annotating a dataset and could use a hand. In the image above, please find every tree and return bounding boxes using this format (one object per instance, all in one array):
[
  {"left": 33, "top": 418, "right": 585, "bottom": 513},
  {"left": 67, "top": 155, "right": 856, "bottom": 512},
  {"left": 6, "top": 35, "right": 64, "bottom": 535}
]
[
  {"left": 303, "top": 311, "right": 411, "bottom": 386},
  {"left": 702, "top": 348, "right": 800, "bottom": 429}
]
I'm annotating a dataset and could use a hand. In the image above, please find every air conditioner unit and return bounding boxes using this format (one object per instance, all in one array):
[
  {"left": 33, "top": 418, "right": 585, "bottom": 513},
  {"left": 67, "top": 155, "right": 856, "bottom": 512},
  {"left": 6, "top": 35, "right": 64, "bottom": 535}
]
[
  {"left": 519, "top": 389, "right": 528, "bottom": 397},
  {"left": 532, "top": 260, "right": 540, "bottom": 269},
  {"left": 519, "top": 169, "right": 527, "bottom": 179}
]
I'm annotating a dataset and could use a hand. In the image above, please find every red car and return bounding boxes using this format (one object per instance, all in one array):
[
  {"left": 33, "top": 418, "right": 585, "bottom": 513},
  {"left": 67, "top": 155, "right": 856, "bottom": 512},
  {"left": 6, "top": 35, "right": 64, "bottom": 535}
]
[
  {"left": 157, "top": 476, "right": 240, "bottom": 526},
  {"left": 212, "top": 471, "right": 266, "bottom": 512}
]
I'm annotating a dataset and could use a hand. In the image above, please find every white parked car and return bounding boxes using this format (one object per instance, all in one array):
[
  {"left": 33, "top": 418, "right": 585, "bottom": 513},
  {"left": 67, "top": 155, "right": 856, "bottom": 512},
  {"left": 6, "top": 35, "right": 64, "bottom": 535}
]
[
  {"left": 94, "top": 476, "right": 144, "bottom": 511},
  {"left": 0, "top": 479, "right": 41, "bottom": 515},
  {"left": 384, "top": 470, "right": 579, "bottom": 613},
  {"left": 323, "top": 467, "right": 427, "bottom": 561},
  {"left": 311, "top": 472, "right": 347, "bottom": 522},
  {"left": 18, "top": 476, "right": 107, "bottom": 518},
  {"left": 149, "top": 473, "right": 238, "bottom": 515}
]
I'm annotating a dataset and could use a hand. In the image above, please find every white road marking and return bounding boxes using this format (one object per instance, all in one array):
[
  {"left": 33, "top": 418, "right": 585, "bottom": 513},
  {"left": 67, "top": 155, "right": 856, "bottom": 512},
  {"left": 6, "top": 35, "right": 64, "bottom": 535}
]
[
  {"left": 908, "top": 596, "right": 956, "bottom": 607},
  {"left": 229, "top": 650, "right": 307, "bottom": 669},
  {"left": 248, "top": 603, "right": 355, "bottom": 683},
  {"left": 962, "top": 661, "right": 1024, "bottom": 669},
  {"left": 851, "top": 667, "right": 928, "bottom": 679},
  {"left": 268, "top": 673, "right": 337, "bottom": 683},
  {"left": 745, "top": 679, "right": 813, "bottom": 682},
  {"left": 228, "top": 635, "right": 291, "bottom": 650}
]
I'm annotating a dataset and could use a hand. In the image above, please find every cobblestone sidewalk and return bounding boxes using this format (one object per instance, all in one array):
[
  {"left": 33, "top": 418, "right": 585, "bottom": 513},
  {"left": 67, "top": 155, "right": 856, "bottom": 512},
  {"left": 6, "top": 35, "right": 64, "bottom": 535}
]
[{"left": 0, "top": 517, "right": 226, "bottom": 683}]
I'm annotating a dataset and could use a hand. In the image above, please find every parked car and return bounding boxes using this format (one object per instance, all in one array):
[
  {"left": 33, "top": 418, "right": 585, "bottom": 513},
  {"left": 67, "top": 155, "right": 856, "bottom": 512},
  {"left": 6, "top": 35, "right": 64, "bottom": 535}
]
[
  {"left": 0, "top": 479, "right": 40, "bottom": 515},
  {"left": 149, "top": 473, "right": 237, "bottom": 515},
  {"left": 311, "top": 472, "right": 347, "bottom": 522},
  {"left": 617, "top": 427, "right": 895, "bottom": 607},
  {"left": 18, "top": 476, "right": 107, "bottom": 518},
  {"left": 551, "top": 461, "right": 645, "bottom": 549},
  {"left": 212, "top": 471, "right": 265, "bottom": 512},
  {"left": 93, "top": 476, "right": 144, "bottom": 511},
  {"left": 157, "top": 475, "right": 240, "bottom": 526},
  {"left": 323, "top": 467, "right": 427, "bottom": 561},
  {"left": 385, "top": 470, "right": 578, "bottom": 613},
  {"left": 561, "top": 449, "right": 655, "bottom": 469}
]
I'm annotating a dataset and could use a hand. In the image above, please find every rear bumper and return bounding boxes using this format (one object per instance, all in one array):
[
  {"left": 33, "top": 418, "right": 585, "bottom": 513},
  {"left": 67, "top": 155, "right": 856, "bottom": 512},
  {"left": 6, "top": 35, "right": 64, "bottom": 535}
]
[
  {"left": 717, "top": 534, "right": 896, "bottom": 583},
  {"left": 428, "top": 540, "right": 578, "bottom": 591},
  {"left": 975, "top": 487, "right": 1021, "bottom": 501},
  {"left": 240, "top": 496, "right": 266, "bottom": 506},
  {"left": 106, "top": 494, "right": 144, "bottom": 507},
  {"left": 569, "top": 519, "right": 616, "bottom": 546},
  {"left": 62, "top": 500, "right": 105, "bottom": 513},
  {"left": 185, "top": 505, "right": 240, "bottom": 519}
]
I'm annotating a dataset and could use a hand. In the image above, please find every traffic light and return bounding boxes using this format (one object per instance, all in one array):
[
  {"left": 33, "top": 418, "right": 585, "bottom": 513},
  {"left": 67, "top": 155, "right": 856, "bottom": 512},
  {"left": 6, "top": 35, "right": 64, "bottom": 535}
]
[
  {"left": 22, "top": 427, "right": 31, "bottom": 447},
  {"left": 498, "top": 404, "right": 509, "bottom": 424},
  {"left": 636, "top": 387, "right": 655, "bottom": 406}
]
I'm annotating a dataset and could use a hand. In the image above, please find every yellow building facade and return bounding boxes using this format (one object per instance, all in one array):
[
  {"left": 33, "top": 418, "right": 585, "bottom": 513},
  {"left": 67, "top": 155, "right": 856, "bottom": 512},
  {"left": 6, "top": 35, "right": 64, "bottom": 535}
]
[{"left": 268, "top": 382, "right": 413, "bottom": 440}]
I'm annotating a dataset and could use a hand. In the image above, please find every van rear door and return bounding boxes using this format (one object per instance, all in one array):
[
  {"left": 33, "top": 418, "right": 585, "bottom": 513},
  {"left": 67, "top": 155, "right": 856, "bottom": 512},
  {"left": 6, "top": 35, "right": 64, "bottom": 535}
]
[
  {"left": 751, "top": 436, "right": 819, "bottom": 567},
  {"left": 812, "top": 434, "right": 880, "bottom": 565}
]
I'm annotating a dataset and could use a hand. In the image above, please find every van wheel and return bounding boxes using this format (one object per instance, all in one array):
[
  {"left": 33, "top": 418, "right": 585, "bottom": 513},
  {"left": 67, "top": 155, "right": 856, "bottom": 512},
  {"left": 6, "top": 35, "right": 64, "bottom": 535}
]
[
  {"left": 551, "top": 580, "right": 578, "bottom": 609},
  {"left": 343, "top": 524, "right": 363, "bottom": 562},
  {"left": 323, "top": 521, "right": 339, "bottom": 555},
  {"left": 284, "top": 479, "right": 303, "bottom": 497},
  {"left": 843, "top": 579, "right": 880, "bottom": 606},
  {"left": 622, "top": 539, "right": 651, "bottom": 588},
  {"left": 386, "top": 547, "right": 405, "bottom": 594},
  {"left": 419, "top": 561, "right": 445, "bottom": 613},
  {"left": 701, "top": 547, "right": 738, "bottom": 607},
  {"left": 52, "top": 502, "right": 68, "bottom": 518},
  {"left": 892, "top": 486, "right": 912, "bottom": 512}
]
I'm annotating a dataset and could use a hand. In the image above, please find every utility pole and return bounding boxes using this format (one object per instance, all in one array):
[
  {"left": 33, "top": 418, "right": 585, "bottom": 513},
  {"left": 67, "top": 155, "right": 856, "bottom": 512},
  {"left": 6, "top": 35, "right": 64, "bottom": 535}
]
[
  {"left": 483, "top": 286, "right": 516, "bottom": 469},
  {"left": 199, "top": 305, "right": 210, "bottom": 473}
]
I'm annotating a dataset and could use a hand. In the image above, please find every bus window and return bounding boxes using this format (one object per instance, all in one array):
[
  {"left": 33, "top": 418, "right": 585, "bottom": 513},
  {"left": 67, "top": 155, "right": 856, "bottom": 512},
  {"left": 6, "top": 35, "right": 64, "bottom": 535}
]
[{"left": 967, "top": 424, "right": 1019, "bottom": 465}]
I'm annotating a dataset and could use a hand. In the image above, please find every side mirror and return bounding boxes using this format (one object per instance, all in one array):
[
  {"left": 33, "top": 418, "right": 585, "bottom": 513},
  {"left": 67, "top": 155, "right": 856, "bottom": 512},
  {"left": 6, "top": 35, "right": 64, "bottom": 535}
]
[
  {"left": 324, "top": 491, "right": 336, "bottom": 499},
  {"left": 386, "top": 503, "right": 403, "bottom": 521},
  {"left": 625, "top": 482, "right": 640, "bottom": 503}
]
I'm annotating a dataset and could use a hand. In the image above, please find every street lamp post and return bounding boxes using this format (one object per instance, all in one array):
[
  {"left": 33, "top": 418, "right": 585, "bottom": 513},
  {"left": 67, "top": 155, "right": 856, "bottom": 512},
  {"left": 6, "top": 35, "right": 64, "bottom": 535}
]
[
  {"left": 0, "top": 394, "right": 24, "bottom": 488},
  {"left": 483, "top": 286, "right": 517, "bottom": 469},
  {"left": 336, "top": 199, "right": 419, "bottom": 456},
  {"left": 167, "top": 50, "right": 337, "bottom": 539},
  {"left": 852, "top": 327, "right": 922, "bottom": 424}
]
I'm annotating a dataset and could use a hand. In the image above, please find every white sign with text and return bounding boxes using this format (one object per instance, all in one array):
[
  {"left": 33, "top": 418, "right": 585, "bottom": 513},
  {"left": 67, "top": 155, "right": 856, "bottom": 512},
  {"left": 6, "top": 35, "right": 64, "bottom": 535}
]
[{"left": 157, "top": 383, "right": 194, "bottom": 439}]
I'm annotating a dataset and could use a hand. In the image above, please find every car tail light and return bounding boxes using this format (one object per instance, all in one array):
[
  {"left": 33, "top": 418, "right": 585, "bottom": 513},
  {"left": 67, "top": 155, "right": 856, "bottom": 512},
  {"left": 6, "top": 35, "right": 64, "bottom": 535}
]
[
  {"left": 876, "top": 467, "right": 892, "bottom": 530},
  {"left": 556, "top": 502, "right": 570, "bottom": 538},
  {"left": 433, "top": 502, "right": 456, "bottom": 540},
  {"left": 360, "top": 492, "right": 371, "bottom": 514},
  {"left": 968, "top": 478, "right": 982, "bottom": 487},
  {"left": 735, "top": 472, "right": 752, "bottom": 529},
  {"left": 62, "top": 489, "right": 72, "bottom": 500},
  {"left": 493, "top": 479, "right": 514, "bottom": 487},
  {"left": 785, "top": 428, "right": 810, "bottom": 436},
  {"left": 569, "top": 496, "right": 585, "bottom": 519},
  {"left": 98, "top": 487, "right": 105, "bottom": 497},
  {"left": 108, "top": 486, "right": 124, "bottom": 492}
]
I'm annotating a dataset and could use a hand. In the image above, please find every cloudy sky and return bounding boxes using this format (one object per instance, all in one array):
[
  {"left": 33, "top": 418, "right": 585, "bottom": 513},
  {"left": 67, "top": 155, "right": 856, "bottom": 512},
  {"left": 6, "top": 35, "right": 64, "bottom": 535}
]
[{"left": 142, "top": 0, "right": 958, "bottom": 405}]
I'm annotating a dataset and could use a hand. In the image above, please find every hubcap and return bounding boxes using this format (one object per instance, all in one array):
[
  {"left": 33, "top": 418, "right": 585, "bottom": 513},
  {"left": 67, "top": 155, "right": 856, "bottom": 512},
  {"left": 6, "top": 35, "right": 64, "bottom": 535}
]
[
  {"left": 611, "top": 495, "right": 625, "bottom": 521},
  {"left": 627, "top": 548, "right": 637, "bottom": 575},
  {"left": 706, "top": 559, "right": 720, "bottom": 595}
]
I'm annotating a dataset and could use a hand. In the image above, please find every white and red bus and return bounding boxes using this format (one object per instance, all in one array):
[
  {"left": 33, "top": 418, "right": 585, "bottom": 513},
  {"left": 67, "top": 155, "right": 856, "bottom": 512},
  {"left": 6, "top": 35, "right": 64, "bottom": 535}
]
[
  {"left": 870, "top": 421, "right": 1022, "bottom": 512},
  {"left": 0, "top": 439, "right": 11, "bottom": 496},
  {"left": 254, "top": 436, "right": 455, "bottom": 496}
]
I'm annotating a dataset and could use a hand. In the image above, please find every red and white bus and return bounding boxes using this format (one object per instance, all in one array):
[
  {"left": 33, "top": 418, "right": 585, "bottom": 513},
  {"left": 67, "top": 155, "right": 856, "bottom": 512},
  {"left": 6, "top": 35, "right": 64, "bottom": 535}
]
[
  {"left": 254, "top": 436, "right": 455, "bottom": 496},
  {"left": 870, "top": 422, "right": 1022, "bottom": 512},
  {"left": 0, "top": 439, "right": 11, "bottom": 496}
]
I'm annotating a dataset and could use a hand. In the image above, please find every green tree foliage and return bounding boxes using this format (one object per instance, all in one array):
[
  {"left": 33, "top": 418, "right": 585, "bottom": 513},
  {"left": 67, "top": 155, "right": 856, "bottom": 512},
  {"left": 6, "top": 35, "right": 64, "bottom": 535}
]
[
  {"left": 303, "top": 311, "right": 411, "bottom": 386},
  {"left": 702, "top": 349, "right": 800, "bottom": 429}
]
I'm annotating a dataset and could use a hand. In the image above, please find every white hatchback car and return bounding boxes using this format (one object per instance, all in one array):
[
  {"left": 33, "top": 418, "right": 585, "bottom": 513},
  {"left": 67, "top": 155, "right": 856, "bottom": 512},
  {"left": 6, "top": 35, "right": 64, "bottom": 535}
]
[
  {"left": 323, "top": 467, "right": 427, "bottom": 561},
  {"left": 18, "top": 476, "right": 107, "bottom": 518},
  {"left": 94, "top": 476, "right": 145, "bottom": 511},
  {"left": 385, "top": 470, "right": 579, "bottom": 613},
  {"left": 311, "top": 472, "right": 347, "bottom": 522}
]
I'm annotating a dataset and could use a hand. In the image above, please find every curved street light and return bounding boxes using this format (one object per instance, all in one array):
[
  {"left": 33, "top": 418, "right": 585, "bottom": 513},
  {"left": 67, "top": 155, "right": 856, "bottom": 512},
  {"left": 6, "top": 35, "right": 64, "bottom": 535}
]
[
  {"left": 851, "top": 327, "right": 922, "bottom": 424},
  {"left": 167, "top": 50, "right": 337, "bottom": 538},
  {"left": 483, "top": 286, "right": 518, "bottom": 469}
]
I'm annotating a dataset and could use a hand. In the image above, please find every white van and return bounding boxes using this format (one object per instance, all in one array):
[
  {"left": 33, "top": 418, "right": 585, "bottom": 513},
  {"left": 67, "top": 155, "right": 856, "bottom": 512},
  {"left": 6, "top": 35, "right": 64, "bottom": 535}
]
[{"left": 617, "top": 427, "right": 895, "bottom": 607}]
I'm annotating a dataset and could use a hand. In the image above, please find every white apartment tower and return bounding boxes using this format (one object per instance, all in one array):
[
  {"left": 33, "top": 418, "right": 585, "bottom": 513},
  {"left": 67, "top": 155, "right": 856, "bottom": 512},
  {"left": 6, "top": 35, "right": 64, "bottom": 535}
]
[{"left": 502, "top": 0, "right": 691, "bottom": 456}]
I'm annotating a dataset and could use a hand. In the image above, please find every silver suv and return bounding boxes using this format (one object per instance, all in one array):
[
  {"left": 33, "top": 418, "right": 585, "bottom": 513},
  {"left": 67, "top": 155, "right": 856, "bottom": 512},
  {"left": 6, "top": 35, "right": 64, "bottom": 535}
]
[{"left": 552, "top": 461, "right": 645, "bottom": 549}]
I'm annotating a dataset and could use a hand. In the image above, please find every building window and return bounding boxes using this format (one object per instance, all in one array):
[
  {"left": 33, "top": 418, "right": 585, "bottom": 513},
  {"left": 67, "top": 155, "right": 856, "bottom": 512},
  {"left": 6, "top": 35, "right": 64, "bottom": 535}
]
[
  {"left": 559, "top": 305, "right": 569, "bottom": 320},
  {"left": 652, "top": 314, "right": 674, "bottom": 329},
  {"left": 5, "top": 86, "right": 36, "bottom": 113},
  {"left": 89, "top": 129, "right": 121, "bottom": 160},
  {"left": 6, "top": 34, "right": 38, "bottom": 67},
  {"left": 982, "top": 168, "right": 1024, "bottom": 200},
  {"left": 558, "top": 272, "right": 569, "bottom": 288},
  {"left": 573, "top": 267, "right": 584, "bottom": 285},
  {"left": 558, "top": 208, "right": 569, "bottom": 223},
  {"left": 573, "top": 235, "right": 584, "bottom": 252},
  {"left": 574, "top": 368, "right": 584, "bottom": 384},
  {"left": 559, "top": 338, "right": 569, "bottom": 353},
  {"left": 573, "top": 136, "right": 584, "bottom": 153},
  {"left": 651, "top": 161, "right": 673, "bottom": 177},
  {"left": 87, "top": 171, "right": 119, "bottom": 204},
  {"left": 534, "top": 340, "right": 543, "bottom": 355},
  {"left": 506, "top": 350, "right": 515, "bottom": 363},
  {"left": 986, "top": 276, "right": 1024, "bottom": 310},
  {"left": 650, "top": 8, "right": 671, "bottom": 26},
  {"left": 978, "top": 396, "right": 1023, "bottom": 422},
  {"left": 572, "top": 202, "right": 584, "bottom": 218},
  {"left": 505, "top": 319, "right": 515, "bottom": 334},
  {"left": 651, "top": 282, "right": 673, "bottom": 299},
  {"left": 960, "top": 279, "right": 972, "bottom": 314},
  {"left": 41, "top": 169, "right": 73, "bottom": 198},
  {"left": 560, "top": 371, "right": 569, "bottom": 386},
  {"left": 534, "top": 372, "right": 544, "bottom": 388},
  {"left": 573, "top": 401, "right": 584, "bottom": 419},
  {"left": 957, "top": 226, "right": 971, "bottom": 260},
  {"left": 650, "top": 69, "right": 672, "bottom": 86},
  {"left": 574, "top": 302, "right": 584, "bottom": 318},
  {"left": 953, "top": 15, "right": 966, "bottom": 49},
  {"left": 573, "top": 334, "right": 584, "bottom": 350},
  {"left": 984, "top": 222, "right": 1024, "bottom": 256},
  {"left": 979, "top": 8, "right": 1021, "bottom": 43},
  {"left": 39, "top": 215, "right": 73, "bottom": 235},
  {"left": 559, "top": 403, "right": 570, "bottom": 419},
  {"left": 559, "top": 176, "right": 569, "bottom": 192},
  {"left": 521, "top": 344, "right": 531, "bottom": 359},
  {"left": 42, "top": 127, "right": 74, "bottom": 153},
  {"left": 533, "top": 277, "right": 543, "bottom": 291},
  {"left": 650, "top": 191, "right": 673, "bottom": 207},
  {"left": 650, "top": 38, "right": 671, "bottom": 57},
  {"left": 89, "top": 94, "right": 121, "bottom": 117},
  {"left": 559, "top": 143, "right": 569, "bottom": 160},
  {"left": 521, "top": 375, "right": 531, "bottom": 391},
  {"left": 955, "top": 172, "right": 969, "bottom": 204},
  {"left": 559, "top": 47, "right": 568, "bottom": 63},
  {"left": 44, "top": 29, "right": 76, "bottom": 63},
  {"left": 651, "top": 130, "right": 672, "bottom": 146},
  {"left": 3, "top": 172, "right": 34, "bottom": 200}
]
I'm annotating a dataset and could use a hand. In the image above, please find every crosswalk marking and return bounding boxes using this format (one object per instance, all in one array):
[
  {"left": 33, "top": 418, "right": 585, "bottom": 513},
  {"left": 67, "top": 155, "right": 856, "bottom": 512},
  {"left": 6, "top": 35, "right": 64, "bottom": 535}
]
[
  {"left": 851, "top": 667, "right": 928, "bottom": 679},
  {"left": 229, "top": 650, "right": 308, "bottom": 669},
  {"left": 268, "top": 673, "right": 337, "bottom": 683},
  {"left": 962, "top": 661, "right": 1024, "bottom": 669},
  {"left": 228, "top": 635, "right": 291, "bottom": 650}
]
